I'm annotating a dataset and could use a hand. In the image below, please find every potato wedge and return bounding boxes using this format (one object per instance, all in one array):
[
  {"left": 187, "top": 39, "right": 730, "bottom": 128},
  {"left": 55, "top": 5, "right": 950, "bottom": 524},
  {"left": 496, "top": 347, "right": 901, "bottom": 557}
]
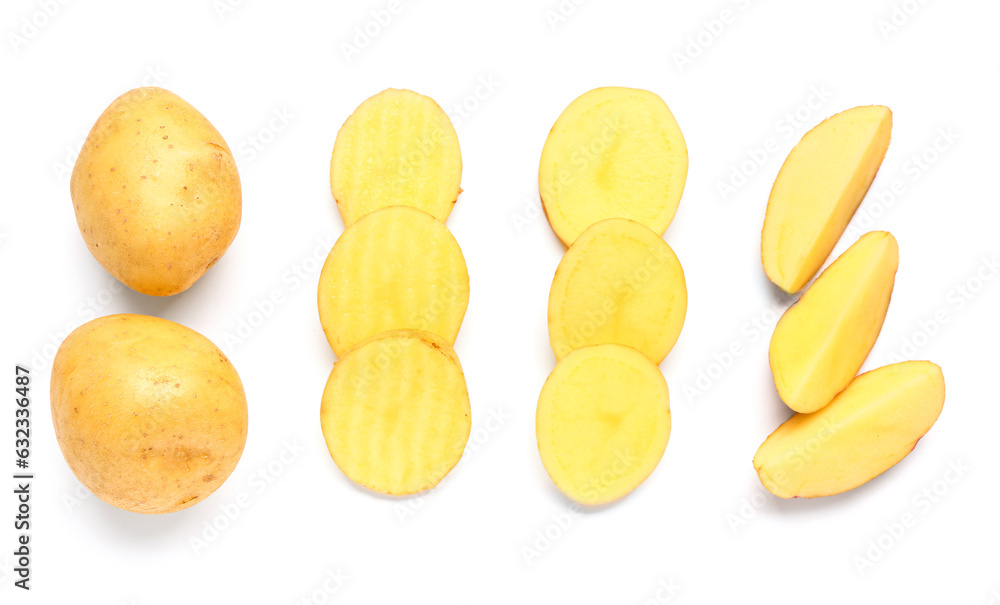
[
  {"left": 539, "top": 87, "right": 688, "bottom": 246},
  {"left": 330, "top": 88, "right": 462, "bottom": 226},
  {"left": 537, "top": 344, "right": 671, "bottom": 505},
  {"left": 317, "top": 205, "right": 470, "bottom": 356},
  {"left": 548, "top": 218, "right": 686, "bottom": 363},
  {"left": 754, "top": 361, "right": 945, "bottom": 499},
  {"left": 770, "top": 231, "right": 898, "bottom": 413},
  {"left": 320, "top": 330, "right": 471, "bottom": 495},
  {"left": 762, "top": 105, "right": 892, "bottom": 293}
]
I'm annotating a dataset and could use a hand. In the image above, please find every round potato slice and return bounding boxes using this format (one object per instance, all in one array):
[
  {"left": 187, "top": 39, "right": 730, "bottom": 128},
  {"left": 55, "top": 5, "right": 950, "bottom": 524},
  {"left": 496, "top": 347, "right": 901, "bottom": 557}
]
[
  {"left": 536, "top": 344, "right": 671, "bottom": 505},
  {"left": 320, "top": 330, "right": 471, "bottom": 495},
  {"left": 539, "top": 87, "right": 688, "bottom": 246},
  {"left": 548, "top": 218, "right": 686, "bottom": 363},
  {"left": 318, "top": 205, "right": 470, "bottom": 356},
  {"left": 330, "top": 88, "right": 462, "bottom": 226}
]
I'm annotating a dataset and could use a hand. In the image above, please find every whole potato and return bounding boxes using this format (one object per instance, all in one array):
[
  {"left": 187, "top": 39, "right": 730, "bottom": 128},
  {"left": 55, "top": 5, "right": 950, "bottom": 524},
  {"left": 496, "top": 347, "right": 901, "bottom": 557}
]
[
  {"left": 70, "top": 87, "right": 241, "bottom": 296},
  {"left": 51, "top": 314, "right": 248, "bottom": 514}
]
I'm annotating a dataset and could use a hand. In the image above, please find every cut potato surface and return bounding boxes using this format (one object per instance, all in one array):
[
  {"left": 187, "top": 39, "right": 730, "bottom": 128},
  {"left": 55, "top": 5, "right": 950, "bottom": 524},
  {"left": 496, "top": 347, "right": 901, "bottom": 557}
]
[
  {"left": 330, "top": 88, "right": 462, "bottom": 226},
  {"left": 539, "top": 87, "right": 688, "bottom": 246},
  {"left": 320, "top": 330, "right": 471, "bottom": 495},
  {"left": 317, "top": 205, "right": 470, "bottom": 357},
  {"left": 770, "top": 231, "right": 898, "bottom": 413},
  {"left": 754, "top": 361, "right": 945, "bottom": 499},
  {"left": 762, "top": 105, "right": 892, "bottom": 293},
  {"left": 548, "top": 218, "right": 686, "bottom": 363},
  {"left": 537, "top": 344, "right": 671, "bottom": 505}
]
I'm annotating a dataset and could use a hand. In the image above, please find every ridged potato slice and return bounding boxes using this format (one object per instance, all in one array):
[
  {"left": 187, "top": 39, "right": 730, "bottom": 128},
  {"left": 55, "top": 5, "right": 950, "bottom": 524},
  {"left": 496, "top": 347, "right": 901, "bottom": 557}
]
[
  {"left": 320, "top": 330, "right": 471, "bottom": 495},
  {"left": 330, "top": 88, "right": 462, "bottom": 226},
  {"left": 548, "top": 218, "right": 686, "bottom": 363},
  {"left": 754, "top": 361, "right": 945, "bottom": 499},
  {"left": 770, "top": 231, "right": 898, "bottom": 413},
  {"left": 317, "top": 205, "right": 470, "bottom": 356},
  {"left": 539, "top": 87, "right": 688, "bottom": 246},
  {"left": 762, "top": 105, "right": 893, "bottom": 293},
  {"left": 537, "top": 344, "right": 671, "bottom": 505}
]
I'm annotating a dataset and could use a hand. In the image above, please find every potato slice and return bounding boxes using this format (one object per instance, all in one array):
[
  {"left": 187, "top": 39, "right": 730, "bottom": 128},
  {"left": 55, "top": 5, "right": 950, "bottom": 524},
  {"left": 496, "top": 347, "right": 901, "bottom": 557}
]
[
  {"left": 770, "top": 231, "right": 898, "bottom": 413},
  {"left": 548, "top": 218, "right": 686, "bottom": 363},
  {"left": 320, "top": 330, "right": 471, "bottom": 495},
  {"left": 754, "top": 361, "right": 945, "bottom": 499},
  {"left": 317, "top": 205, "right": 469, "bottom": 356},
  {"left": 330, "top": 88, "right": 462, "bottom": 226},
  {"left": 762, "top": 105, "right": 892, "bottom": 293},
  {"left": 537, "top": 344, "right": 671, "bottom": 505},
  {"left": 538, "top": 87, "right": 688, "bottom": 246}
]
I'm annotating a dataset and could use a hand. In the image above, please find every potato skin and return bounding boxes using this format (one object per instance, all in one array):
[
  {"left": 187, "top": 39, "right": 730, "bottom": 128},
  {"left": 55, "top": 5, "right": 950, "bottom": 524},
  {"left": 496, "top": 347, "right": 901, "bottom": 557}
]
[
  {"left": 50, "top": 314, "right": 248, "bottom": 514},
  {"left": 70, "top": 87, "right": 241, "bottom": 296}
]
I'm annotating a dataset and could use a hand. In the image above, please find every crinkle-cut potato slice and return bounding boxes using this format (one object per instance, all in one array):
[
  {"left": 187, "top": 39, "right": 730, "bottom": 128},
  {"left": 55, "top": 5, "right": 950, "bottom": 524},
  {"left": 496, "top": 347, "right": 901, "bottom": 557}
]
[
  {"left": 548, "top": 218, "right": 686, "bottom": 363},
  {"left": 754, "top": 361, "right": 945, "bottom": 499},
  {"left": 320, "top": 330, "right": 471, "bottom": 495},
  {"left": 330, "top": 88, "right": 462, "bottom": 226},
  {"left": 538, "top": 87, "right": 688, "bottom": 246},
  {"left": 317, "top": 205, "right": 470, "bottom": 356},
  {"left": 770, "top": 231, "right": 898, "bottom": 414},
  {"left": 537, "top": 344, "right": 671, "bottom": 505},
  {"left": 762, "top": 105, "right": 893, "bottom": 293}
]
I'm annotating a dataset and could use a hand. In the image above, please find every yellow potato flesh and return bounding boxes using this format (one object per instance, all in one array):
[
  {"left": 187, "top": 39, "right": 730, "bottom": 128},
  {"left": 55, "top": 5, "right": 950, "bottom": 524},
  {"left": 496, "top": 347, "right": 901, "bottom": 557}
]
[
  {"left": 320, "top": 330, "right": 471, "bottom": 495},
  {"left": 754, "top": 361, "right": 944, "bottom": 498},
  {"left": 70, "top": 87, "right": 241, "bottom": 296},
  {"left": 50, "top": 314, "right": 248, "bottom": 514},
  {"left": 770, "top": 231, "right": 898, "bottom": 413},
  {"left": 548, "top": 218, "right": 686, "bottom": 363},
  {"left": 761, "top": 105, "right": 892, "bottom": 293},
  {"left": 536, "top": 344, "right": 671, "bottom": 505},
  {"left": 539, "top": 87, "right": 688, "bottom": 247},
  {"left": 330, "top": 88, "right": 462, "bottom": 226},
  {"left": 317, "top": 206, "right": 469, "bottom": 357}
]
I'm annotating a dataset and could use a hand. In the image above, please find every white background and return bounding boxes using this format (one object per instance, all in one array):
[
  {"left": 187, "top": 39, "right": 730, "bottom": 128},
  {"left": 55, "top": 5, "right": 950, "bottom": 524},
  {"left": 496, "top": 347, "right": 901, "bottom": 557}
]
[{"left": 2, "top": 0, "right": 999, "bottom": 603}]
